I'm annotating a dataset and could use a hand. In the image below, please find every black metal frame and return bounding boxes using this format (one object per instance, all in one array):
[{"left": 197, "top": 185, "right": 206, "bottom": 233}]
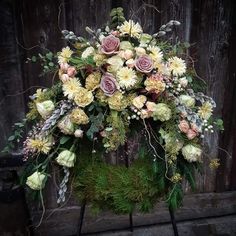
[
  {"left": 76, "top": 145, "right": 179, "bottom": 236},
  {"left": 76, "top": 203, "right": 179, "bottom": 236}
]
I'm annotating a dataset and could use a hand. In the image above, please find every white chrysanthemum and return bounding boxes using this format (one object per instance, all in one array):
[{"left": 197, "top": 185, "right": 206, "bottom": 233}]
[
  {"left": 198, "top": 101, "right": 213, "bottom": 120},
  {"left": 148, "top": 46, "right": 163, "bottom": 64},
  {"left": 117, "top": 67, "right": 137, "bottom": 89},
  {"left": 118, "top": 20, "right": 143, "bottom": 38},
  {"left": 156, "top": 63, "right": 171, "bottom": 76},
  {"left": 168, "top": 56, "right": 186, "bottom": 76},
  {"left": 62, "top": 78, "right": 81, "bottom": 99},
  {"left": 58, "top": 46, "right": 73, "bottom": 64}
]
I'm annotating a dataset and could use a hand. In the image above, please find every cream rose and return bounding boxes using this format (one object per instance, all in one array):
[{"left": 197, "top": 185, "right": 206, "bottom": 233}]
[
  {"left": 36, "top": 100, "right": 55, "bottom": 119},
  {"left": 74, "top": 88, "right": 94, "bottom": 107},
  {"left": 58, "top": 115, "right": 74, "bottom": 135},
  {"left": 132, "top": 95, "right": 147, "bottom": 109},
  {"left": 26, "top": 171, "right": 46, "bottom": 190},
  {"left": 56, "top": 150, "right": 76, "bottom": 168}
]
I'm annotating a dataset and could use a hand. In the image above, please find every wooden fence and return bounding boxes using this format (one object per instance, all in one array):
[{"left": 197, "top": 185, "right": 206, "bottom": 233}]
[{"left": 0, "top": 0, "right": 236, "bottom": 235}]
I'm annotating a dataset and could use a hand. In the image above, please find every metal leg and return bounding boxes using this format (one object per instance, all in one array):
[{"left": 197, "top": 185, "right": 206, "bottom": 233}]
[
  {"left": 77, "top": 202, "right": 86, "bottom": 236},
  {"left": 124, "top": 142, "right": 134, "bottom": 232},
  {"left": 129, "top": 213, "right": 133, "bottom": 232},
  {"left": 169, "top": 207, "right": 179, "bottom": 236}
]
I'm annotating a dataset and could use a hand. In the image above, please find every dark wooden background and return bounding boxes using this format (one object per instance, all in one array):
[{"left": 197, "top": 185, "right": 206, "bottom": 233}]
[{"left": 0, "top": 0, "right": 236, "bottom": 235}]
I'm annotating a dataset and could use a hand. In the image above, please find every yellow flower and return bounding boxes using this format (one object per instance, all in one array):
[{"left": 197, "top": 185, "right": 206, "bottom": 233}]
[
  {"left": 62, "top": 78, "right": 81, "bottom": 99},
  {"left": 168, "top": 56, "right": 186, "bottom": 76},
  {"left": 108, "top": 91, "right": 128, "bottom": 111},
  {"left": 117, "top": 67, "right": 137, "bottom": 89},
  {"left": 132, "top": 95, "right": 147, "bottom": 109},
  {"left": 209, "top": 158, "right": 220, "bottom": 169},
  {"left": 85, "top": 72, "right": 101, "bottom": 91},
  {"left": 26, "top": 171, "right": 46, "bottom": 190},
  {"left": 144, "top": 76, "right": 166, "bottom": 94},
  {"left": 93, "top": 53, "right": 107, "bottom": 66},
  {"left": 27, "top": 136, "right": 53, "bottom": 154},
  {"left": 58, "top": 46, "right": 73, "bottom": 64},
  {"left": 170, "top": 173, "right": 182, "bottom": 183},
  {"left": 74, "top": 87, "right": 94, "bottom": 107},
  {"left": 148, "top": 46, "right": 163, "bottom": 64},
  {"left": 198, "top": 101, "right": 213, "bottom": 120},
  {"left": 118, "top": 20, "right": 143, "bottom": 38},
  {"left": 96, "top": 89, "right": 108, "bottom": 104},
  {"left": 70, "top": 108, "right": 89, "bottom": 125}
]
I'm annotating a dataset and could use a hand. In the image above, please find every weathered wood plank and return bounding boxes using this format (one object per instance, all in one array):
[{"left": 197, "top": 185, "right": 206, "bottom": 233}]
[
  {"left": 0, "top": 0, "right": 25, "bottom": 150},
  {"left": 190, "top": 0, "right": 233, "bottom": 192},
  {"left": 33, "top": 191, "right": 236, "bottom": 235}
]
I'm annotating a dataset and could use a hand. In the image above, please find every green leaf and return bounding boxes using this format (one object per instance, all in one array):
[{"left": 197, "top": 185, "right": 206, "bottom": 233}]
[
  {"left": 8, "top": 136, "right": 15, "bottom": 141},
  {"left": 60, "top": 136, "right": 71, "bottom": 145},
  {"left": 48, "top": 62, "right": 54, "bottom": 67},
  {"left": 31, "top": 56, "right": 37, "bottom": 62}
]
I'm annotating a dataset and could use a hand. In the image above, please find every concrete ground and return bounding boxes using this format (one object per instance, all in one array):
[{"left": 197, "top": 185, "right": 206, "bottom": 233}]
[{"left": 85, "top": 214, "right": 236, "bottom": 236}]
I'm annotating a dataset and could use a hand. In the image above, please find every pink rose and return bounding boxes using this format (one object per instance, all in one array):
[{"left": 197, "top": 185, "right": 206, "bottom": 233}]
[
  {"left": 186, "top": 129, "right": 197, "bottom": 140},
  {"left": 60, "top": 74, "right": 70, "bottom": 83},
  {"left": 135, "top": 55, "right": 153, "bottom": 73},
  {"left": 178, "top": 120, "right": 190, "bottom": 133},
  {"left": 60, "top": 63, "right": 69, "bottom": 72},
  {"left": 101, "top": 35, "right": 120, "bottom": 55},
  {"left": 100, "top": 73, "right": 118, "bottom": 96},
  {"left": 67, "top": 66, "right": 77, "bottom": 77},
  {"left": 191, "top": 123, "right": 199, "bottom": 133}
]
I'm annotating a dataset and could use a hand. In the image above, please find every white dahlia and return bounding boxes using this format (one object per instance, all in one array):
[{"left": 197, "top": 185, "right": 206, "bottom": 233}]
[
  {"left": 148, "top": 46, "right": 163, "bottom": 64},
  {"left": 62, "top": 78, "right": 81, "bottom": 99},
  {"left": 118, "top": 20, "right": 143, "bottom": 38},
  {"left": 168, "top": 56, "right": 186, "bottom": 76},
  {"left": 58, "top": 46, "right": 73, "bottom": 64},
  {"left": 117, "top": 67, "right": 137, "bottom": 89}
]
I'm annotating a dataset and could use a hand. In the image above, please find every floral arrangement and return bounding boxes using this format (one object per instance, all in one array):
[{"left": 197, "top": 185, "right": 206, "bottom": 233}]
[{"left": 8, "top": 8, "right": 223, "bottom": 213}]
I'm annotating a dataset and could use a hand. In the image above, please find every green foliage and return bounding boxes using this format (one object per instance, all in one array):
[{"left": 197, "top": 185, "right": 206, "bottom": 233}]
[
  {"left": 1, "top": 119, "right": 27, "bottom": 153},
  {"left": 214, "top": 118, "right": 224, "bottom": 131},
  {"left": 109, "top": 7, "right": 126, "bottom": 29},
  {"left": 166, "top": 183, "right": 183, "bottom": 210},
  {"left": 74, "top": 157, "right": 165, "bottom": 214},
  {"left": 27, "top": 51, "right": 57, "bottom": 75},
  {"left": 86, "top": 112, "right": 104, "bottom": 140},
  {"left": 69, "top": 55, "right": 95, "bottom": 69},
  {"left": 26, "top": 82, "right": 62, "bottom": 121}
]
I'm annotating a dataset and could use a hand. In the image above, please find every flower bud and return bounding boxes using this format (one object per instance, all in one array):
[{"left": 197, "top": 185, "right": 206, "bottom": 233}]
[{"left": 74, "top": 129, "right": 84, "bottom": 138}]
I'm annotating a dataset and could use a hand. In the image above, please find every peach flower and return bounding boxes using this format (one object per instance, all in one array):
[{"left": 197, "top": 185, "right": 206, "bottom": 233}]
[{"left": 178, "top": 120, "right": 190, "bottom": 133}]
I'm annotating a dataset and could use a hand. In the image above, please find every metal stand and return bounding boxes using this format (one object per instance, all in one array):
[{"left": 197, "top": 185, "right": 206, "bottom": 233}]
[
  {"left": 169, "top": 207, "right": 179, "bottom": 236},
  {"left": 76, "top": 144, "right": 178, "bottom": 236},
  {"left": 76, "top": 201, "right": 86, "bottom": 236}
]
